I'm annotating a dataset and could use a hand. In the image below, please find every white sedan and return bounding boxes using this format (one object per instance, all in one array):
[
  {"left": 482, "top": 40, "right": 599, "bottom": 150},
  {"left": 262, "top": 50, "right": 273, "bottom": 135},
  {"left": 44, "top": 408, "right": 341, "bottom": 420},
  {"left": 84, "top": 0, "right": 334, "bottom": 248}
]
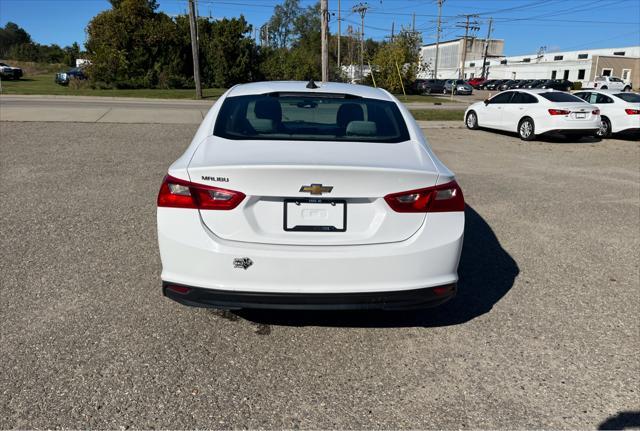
[
  {"left": 157, "top": 81, "right": 464, "bottom": 310},
  {"left": 464, "top": 89, "right": 601, "bottom": 141},
  {"left": 573, "top": 90, "right": 640, "bottom": 138}
]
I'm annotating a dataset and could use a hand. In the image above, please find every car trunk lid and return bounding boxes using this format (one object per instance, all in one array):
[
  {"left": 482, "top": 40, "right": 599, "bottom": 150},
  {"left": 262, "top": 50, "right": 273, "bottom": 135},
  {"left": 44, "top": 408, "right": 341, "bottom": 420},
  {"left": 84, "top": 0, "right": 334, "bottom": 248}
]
[{"left": 187, "top": 137, "right": 439, "bottom": 245}]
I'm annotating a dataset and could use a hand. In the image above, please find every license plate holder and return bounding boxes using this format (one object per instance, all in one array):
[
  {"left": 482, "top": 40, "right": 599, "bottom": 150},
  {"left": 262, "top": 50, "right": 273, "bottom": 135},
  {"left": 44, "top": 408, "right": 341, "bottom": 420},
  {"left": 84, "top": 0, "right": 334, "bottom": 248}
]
[
  {"left": 575, "top": 112, "right": 586, "bottom": 119},
  {"left": 284, "top": 199, "right": 347, "bottom": 232}
]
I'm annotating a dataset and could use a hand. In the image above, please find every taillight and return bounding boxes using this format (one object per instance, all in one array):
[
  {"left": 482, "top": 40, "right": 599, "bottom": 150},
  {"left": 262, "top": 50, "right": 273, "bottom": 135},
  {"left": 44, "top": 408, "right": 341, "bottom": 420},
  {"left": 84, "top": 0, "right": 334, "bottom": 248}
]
[
  {"left": 592, "top": 109, "right": 600, "bottom": 115},
  {"left": 625, "top": 108, "right": 640, "bottom": 115},
  {"left": 384, "top": 180, "right": 464, "bottom": 213},
  {"left": 157, "top": 175, "right": 245, "bottom": 210},
  {"left": 548, "top": 109, "right": 570, "bottom": 115}
]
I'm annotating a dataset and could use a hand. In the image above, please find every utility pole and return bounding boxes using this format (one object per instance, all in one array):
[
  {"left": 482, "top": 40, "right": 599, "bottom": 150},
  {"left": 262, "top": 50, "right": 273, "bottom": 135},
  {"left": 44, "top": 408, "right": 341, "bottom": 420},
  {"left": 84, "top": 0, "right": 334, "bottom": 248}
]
[
  {"left": 391, "top": 21, "right": 394, "bottom": 42},
  {"left": 188, "top": 0, "right": 202, "bottom": 99},
  {"left": 412, "top": 12, "right": 416, "bottom": 33},
  {"left": 352, "top": 3, "right": 368, "bottom": 81},
  {"left": 337, "top": 0, "right": 341, "bottom": 70},
  {"left": 456, "top": 14, "right": 479, "bottom": 79},
  {"left": 433, "top": 0, "right": 444, "bottom": 79},
  {"left": 481, "top": 17, "right": 493, "bottom": 79},
  {"left": 321, "top": 0, "right": 329, "bottom": 81}
]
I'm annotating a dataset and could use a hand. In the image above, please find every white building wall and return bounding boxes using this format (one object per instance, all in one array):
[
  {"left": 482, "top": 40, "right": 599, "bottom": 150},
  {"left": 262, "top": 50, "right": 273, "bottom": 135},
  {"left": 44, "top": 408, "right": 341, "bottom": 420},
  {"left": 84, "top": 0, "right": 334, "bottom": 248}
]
[{"left": 462, "top": 46, "right": 639, "bottom": 83}]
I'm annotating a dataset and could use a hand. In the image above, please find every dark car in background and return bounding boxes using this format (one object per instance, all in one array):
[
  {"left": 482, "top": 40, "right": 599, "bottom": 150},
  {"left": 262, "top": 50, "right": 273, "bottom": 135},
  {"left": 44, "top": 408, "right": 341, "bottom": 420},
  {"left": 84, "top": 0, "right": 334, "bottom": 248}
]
[
  {"left": 55, "top": 67, "right": 87, "bottom": 85},
  {"left": 0, "top": 62, "right": 23, "bottom": 80},
  {"left": 497, "top": 80, "right": 519, "bottom": 91},
  {"left": 539, "top": 79, "right": 573, "bottom": 91},
  {"left": 443, "top": 79, "right": 473, "bottom": 95},
  {"left": 484, "top": 79, "right": 505, "bottom": 91},
  {"left": 478, "top": 79, "right": 497, "bottom": 90},
  {"left": 411, "top": 79, "right": 446, "bottom": 94},
  {"left": 523, "top": 80, "right": 546, "bottom": 88}
]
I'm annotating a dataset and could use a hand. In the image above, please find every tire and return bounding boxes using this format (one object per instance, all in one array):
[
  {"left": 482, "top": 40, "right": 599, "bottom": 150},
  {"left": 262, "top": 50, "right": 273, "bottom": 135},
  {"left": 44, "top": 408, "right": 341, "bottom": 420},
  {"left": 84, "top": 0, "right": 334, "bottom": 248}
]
[
  {"left": 465, "top": 111, "right": 479, "bottom": 130},
  {"left": 518, "top": 117, "right": 535, "bottom": 141},
  {"left": 443, "top": 88, "right": 447, "bottom": 94},
  {"left": 597, "top": 116, "right": 612, "bottom": 138},
  {"left": 426, "top": 88, "right": 432, "bottom": 95}
]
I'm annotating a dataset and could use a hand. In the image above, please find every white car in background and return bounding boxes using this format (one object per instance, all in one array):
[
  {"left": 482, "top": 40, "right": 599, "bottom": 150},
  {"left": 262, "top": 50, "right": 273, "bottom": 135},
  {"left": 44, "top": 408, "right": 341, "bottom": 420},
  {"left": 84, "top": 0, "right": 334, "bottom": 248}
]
[
  {"left": 585, "top": 76, "right": 632, "bottom": 92},
  {"left": 573, "top": 90, "right": 640, "bottom": 137},
  {"left": 464, "top": 89, "right": 601, "bottom": 141},
  {"left": 157, "top": 81, "right": 464, "bottom": 310}
]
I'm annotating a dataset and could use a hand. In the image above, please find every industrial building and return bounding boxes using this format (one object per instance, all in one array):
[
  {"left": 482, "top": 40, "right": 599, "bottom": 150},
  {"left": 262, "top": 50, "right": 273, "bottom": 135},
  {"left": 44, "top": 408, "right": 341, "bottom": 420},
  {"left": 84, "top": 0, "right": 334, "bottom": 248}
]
[{"left": 419, "top": 39, "right": 640, "bottom": 87}]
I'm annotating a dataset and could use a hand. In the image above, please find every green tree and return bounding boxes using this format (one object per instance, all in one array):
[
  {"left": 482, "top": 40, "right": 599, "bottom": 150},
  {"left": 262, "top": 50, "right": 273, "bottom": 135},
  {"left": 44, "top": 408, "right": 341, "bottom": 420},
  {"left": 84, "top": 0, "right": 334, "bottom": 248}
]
[
  {"left": 367, "top": 30, "right": 421, "bottom": 93},
  {"left": 199, "top": 16, "right": 259, "bottom": 87}
]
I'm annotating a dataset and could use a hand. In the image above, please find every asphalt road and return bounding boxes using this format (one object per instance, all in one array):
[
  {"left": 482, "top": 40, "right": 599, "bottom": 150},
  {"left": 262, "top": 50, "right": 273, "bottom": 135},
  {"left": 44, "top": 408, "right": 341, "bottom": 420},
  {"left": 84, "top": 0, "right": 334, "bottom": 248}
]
[{"left": 1, "top": 122, "right": 638, "bottom": 429}]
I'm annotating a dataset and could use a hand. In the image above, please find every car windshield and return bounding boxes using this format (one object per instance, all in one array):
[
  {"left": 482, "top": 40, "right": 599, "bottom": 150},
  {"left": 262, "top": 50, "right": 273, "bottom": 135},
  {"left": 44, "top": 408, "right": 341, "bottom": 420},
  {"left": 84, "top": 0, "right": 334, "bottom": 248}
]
[
  {"left": 539, "top": 92, "right": 586, "bottom": 103},
  {"left": 614, "top": 93, "right": 640, "bottom": 103},
  {"left": 214, "top": 93, "right": 410, "bottom": 143},
  {"left": 455, "top": 80, "right": 465, "bottom": 84}
]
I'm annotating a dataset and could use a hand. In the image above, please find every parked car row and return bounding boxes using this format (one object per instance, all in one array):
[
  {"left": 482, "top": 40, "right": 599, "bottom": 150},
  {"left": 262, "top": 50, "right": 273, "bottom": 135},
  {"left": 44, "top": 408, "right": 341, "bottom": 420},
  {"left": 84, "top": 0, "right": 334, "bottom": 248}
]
[
  {"left": 464, "top": 88, "right": 639, "bottom": 141},
  {"left": 411, "top": 79, "right": 474, "bottom": 95},
  {"left": 479, "top": 79, "right": 574, "bottom": 92}
]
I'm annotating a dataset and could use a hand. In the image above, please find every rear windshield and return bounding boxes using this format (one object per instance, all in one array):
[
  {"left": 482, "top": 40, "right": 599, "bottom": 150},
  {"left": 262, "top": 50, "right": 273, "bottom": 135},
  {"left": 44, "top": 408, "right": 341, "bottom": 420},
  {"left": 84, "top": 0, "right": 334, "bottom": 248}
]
[
  {"left": 539, "top": 92, "right": 586, "bottom": 103},
  {"left": 213, "top": 93, "right": 410, "bottom": 143},
  {"left": 614, "top": 93, "right": 640, "bottom": 103}
]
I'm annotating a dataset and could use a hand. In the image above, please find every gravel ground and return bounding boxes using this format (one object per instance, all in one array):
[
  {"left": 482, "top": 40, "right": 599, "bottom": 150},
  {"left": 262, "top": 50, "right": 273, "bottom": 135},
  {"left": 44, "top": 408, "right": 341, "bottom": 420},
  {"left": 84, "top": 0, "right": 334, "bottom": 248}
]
[{"left": 1, "top": 122, "right": 638, "bottom": 429}]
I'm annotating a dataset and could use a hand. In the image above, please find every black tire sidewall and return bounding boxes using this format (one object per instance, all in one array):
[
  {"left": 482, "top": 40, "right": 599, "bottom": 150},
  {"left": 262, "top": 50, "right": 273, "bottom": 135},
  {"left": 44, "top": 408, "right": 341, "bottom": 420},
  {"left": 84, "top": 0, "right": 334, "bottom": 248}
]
[
  {"left": 518, "top": 118, "right": 535, "bottom": 141},
  {"left": 466, "top": 111, "right": 479, "bottom": 130},
  {"left": 599, "top": 117, "right": 612, "bottom": 138}
]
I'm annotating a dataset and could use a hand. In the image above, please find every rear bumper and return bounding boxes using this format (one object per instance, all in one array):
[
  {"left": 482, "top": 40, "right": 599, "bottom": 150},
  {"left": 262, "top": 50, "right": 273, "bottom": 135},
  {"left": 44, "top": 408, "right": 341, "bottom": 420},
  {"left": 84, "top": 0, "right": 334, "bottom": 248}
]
[
  {"left": 158, "top": 208, "right": 464, "bottom": 296},
  {"left": 163, "top": 281, "right": 457, "bottom": 310}
]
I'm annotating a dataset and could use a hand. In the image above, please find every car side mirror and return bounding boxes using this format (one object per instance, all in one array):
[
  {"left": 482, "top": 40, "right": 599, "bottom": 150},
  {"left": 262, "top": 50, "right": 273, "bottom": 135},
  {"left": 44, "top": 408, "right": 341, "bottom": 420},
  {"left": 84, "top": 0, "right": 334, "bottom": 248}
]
[{"left": 484, "top": 99, "right": 490, "bottom": 105}]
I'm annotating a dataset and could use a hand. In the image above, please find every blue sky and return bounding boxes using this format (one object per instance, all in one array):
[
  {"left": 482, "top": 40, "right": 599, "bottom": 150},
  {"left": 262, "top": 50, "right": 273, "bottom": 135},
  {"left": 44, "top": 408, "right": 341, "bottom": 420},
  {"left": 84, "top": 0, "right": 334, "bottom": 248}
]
[{"left": 1, "top": 0, "right": 639, "bottom": 55}]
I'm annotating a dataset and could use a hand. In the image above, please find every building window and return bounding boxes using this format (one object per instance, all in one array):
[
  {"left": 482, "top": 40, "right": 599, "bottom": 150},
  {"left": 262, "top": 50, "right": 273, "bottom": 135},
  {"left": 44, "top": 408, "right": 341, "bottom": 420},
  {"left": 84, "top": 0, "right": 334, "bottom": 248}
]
[
  {"left": 554, "top": 55, "right": 564, "bottom": 61},
  {"left": 563, "top": 70, "right": 569, "bottom": 80},
  {"left": 551, "top": 70, "right": 557, "bottom": 79},
  {"left": 500, "top": 59, "right": 507, "bottom": 65},
  {"left": 602, "top": 68, "right": 612, "bottom": 76},
  {"left": 484, "top": 61, "right": 490, "bottom": 65},
  {"left": 613, "top": 51, "right": 625, "bottom": 56},
  {"left": 578, "top": 69, "right": 586, "bottom": 80},
  {"left": 621, "top": 69, "right": 631, "bottom": 81},
  {"left": 469, "top": 62, "right": 475, "bottom": 67},
  {"left": 523, "top": 58, "right": 531, "bottom": 63},
  {"left": 578, "top": 53, "right": 588, "bottom": 59},
  {"left": 470, "top": 72, "right": 474, "bottom": 78}
]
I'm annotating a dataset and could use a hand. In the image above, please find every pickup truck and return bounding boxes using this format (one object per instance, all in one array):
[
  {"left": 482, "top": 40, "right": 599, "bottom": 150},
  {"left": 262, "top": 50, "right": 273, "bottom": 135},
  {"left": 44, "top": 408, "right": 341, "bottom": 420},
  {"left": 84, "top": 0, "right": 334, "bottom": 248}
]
[
  {"left": 586, "top": 76, "right": 632, "bottom": 91},
  {"left": 0, "top": 62, "right": 23, "bottom": 80}
]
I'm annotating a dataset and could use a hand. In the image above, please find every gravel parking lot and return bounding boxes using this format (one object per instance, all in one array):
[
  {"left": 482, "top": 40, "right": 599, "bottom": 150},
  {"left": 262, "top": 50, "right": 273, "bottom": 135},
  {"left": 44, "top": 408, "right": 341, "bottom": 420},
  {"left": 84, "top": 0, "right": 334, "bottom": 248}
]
[{"left": 1, "top": 122, "right": 638, "bottom": 429}]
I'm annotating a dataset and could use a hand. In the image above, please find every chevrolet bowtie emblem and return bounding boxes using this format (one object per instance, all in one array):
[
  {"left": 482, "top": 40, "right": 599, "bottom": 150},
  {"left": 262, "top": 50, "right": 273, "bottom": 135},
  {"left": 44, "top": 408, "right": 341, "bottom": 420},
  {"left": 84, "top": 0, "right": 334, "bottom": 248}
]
[{"left": 300, "top": 184, "right": 333, "bottom": 195}]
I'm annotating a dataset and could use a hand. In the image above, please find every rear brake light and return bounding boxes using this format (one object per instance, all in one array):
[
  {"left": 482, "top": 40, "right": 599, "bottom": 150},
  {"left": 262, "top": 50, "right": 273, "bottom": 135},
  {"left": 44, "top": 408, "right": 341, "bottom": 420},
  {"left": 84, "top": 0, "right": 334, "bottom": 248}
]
[
  {"left": 384, "top": 180, "right": 464, "bottom": 213},
  {"left": 592, "top": 109, "right": 600, "bottom": 115},
  {"left": 625, "top": 108, "right": 640, "bottom": 115},
  {"left": 157, "top": 175, "right": 245, "bottom": 210},
  {"left": 548, "top": 109, "right": 570, "bottom": 115}
]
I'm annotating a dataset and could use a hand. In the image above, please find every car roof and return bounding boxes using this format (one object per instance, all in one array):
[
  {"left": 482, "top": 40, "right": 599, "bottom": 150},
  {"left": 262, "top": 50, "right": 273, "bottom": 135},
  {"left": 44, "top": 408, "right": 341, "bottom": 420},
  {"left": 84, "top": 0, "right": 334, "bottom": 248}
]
[
  {"left": 498, "top": 88, "right": 560, "bottom": 95},
  {"left": 226, "top": 81, "right": 395, "bottom": 101}
]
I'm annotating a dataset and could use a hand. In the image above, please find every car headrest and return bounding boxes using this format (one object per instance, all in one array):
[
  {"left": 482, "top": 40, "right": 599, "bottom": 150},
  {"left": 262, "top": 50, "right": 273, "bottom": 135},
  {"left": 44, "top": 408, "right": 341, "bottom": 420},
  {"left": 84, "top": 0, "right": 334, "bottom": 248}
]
[
  {"left": 346, "top": 121, "right": 377, "bottom": 137},
  {"left": 336, "top": 103, "right": 364, "bottom": 129},
  {"left": 254, "top": 98, "right": 282, "bottom": 122}
]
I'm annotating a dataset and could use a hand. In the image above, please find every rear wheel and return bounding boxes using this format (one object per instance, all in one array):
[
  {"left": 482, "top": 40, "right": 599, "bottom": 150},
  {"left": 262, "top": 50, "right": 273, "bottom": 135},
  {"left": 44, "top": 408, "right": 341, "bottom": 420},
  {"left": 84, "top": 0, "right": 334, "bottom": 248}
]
[
  {"left": 465, "top": 111, "right": 479, "bottom": 130},
  {"left": 597, "top": 116, "right": 612, "bottom": 138},
  {"left": 518, "top": 117, "right": 535, "bottom": 141}
]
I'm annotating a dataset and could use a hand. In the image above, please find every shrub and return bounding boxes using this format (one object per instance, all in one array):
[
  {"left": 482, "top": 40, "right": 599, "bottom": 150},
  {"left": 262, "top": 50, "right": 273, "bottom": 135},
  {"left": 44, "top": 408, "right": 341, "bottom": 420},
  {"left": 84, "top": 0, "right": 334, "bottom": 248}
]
[{"left": 571, "top": 81, "right": 582, "bottom": 90}]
